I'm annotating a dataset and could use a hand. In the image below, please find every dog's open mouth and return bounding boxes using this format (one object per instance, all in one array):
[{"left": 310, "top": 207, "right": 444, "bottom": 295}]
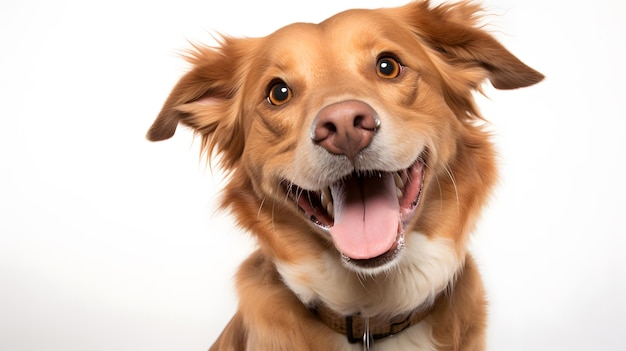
[{"left": 284, "top": 158, "right": 425, "bottom": 269}]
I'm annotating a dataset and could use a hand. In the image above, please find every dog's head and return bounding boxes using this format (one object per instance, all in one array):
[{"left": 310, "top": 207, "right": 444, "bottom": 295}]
[{"left": 148, "top": 0, "right": 543, "bottom": 276}]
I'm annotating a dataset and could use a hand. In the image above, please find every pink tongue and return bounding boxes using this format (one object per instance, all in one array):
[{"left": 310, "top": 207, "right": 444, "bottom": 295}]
[{"left": 330, "top": 173, "right": 400, "bottom": 260}]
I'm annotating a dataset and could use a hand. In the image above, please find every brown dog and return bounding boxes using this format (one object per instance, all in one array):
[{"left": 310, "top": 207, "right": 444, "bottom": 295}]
[{"left": 147, "top": 1, "right": 543, "bottom": 349}]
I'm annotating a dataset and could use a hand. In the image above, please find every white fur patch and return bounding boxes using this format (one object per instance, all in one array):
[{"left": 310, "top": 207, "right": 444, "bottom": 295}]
[
  {"left": 276, "top": 232, "right": 462, "bottom": 318},
  {"left": 376, "top": 320, "right": 437, "bottom": 351},
  {"left": 317, "top": 321, "right": 436, "bottom": 351}
]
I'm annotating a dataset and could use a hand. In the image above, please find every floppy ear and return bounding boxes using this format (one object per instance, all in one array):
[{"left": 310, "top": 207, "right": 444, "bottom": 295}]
[
  {"left": 147, "top": 38, "right": 256, "bottom": 169},
  {"left": 406, "top": 0, "right": 544, "bottom": 90}
]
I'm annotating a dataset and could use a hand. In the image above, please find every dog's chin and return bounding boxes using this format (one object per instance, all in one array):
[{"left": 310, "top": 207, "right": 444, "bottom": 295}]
[{"left": 283, "top": 157, "right": 425, "bottom": 275}]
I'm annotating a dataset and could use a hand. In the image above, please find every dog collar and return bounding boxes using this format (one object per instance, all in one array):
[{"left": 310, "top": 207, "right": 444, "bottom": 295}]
[{"left": 311, "top": 298, "right": 437, "bottom": 346}]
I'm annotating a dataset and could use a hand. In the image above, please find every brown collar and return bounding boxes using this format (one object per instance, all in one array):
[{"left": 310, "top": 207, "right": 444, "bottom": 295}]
[{"left": 311, "top": 299, "right": 437, "bottom": 344}]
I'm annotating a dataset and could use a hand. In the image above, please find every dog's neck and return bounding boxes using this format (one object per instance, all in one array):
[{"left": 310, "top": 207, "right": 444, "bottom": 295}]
[
  {"left": 276, "top": 235, "right": 461, "bottom": 314},
  {"left": 275, "top": 235, "right": 462, "bottom": 347},
  {"left": 310, "top": 296, "right": 439, "bottom": 345}
]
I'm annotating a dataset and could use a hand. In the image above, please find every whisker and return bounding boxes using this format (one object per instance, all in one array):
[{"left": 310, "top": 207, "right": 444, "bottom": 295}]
[
  {"left": 271, "top": 198, "right": 276, "bottom": 232},
  {"left": 257, "top": 196, "right": 267, "bottom": 219},
  {"left": 294, "top": 186, "right": 304, "bottom": 203},
  {"left": 307, "top": 189, "right": 314, "bottom": 208},
  {"left": 442, "top": 164, "right": 460, "bottom": 216},
  {"left": 283, "top": 182, "right": 294, "bottom": 204},
  {"left": 422, "top": 160, "right": 444, "bottom": 212}
]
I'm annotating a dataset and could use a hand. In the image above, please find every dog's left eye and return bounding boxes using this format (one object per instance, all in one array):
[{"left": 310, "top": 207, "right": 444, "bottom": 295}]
[
  {"left": 267, "top": 80, "right": 293, "bottom": 106},
  {"left": 376, "top": 57, "right": 402, "bottom": 79}
]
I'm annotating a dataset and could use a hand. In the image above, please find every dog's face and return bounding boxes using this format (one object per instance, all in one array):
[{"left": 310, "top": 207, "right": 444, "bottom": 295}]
[{"left": 148, "top": 2, "right": 543, "bottom": 276}]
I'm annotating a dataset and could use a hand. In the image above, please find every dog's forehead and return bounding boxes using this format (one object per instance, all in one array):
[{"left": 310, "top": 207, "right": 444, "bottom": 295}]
[{"left": 262, "top": 8, "right": 412, "bottom": 65}]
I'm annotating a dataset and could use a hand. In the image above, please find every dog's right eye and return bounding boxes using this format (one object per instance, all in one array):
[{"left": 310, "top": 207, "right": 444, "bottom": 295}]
[
  {"left": 267, "top": 80, "right": 293, "bottom": 106},
  {"left": 376, "top": 56, "right": 402, "bottom": 79}
]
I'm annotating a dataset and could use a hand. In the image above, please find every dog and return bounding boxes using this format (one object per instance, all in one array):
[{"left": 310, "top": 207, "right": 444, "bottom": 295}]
[{"left": 147, "top": 1, "right": 543, "bottom": 349}]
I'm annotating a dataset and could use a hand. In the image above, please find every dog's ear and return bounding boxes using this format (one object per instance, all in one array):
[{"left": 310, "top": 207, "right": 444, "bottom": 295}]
[
  {"left": 147, "top": 38, "right": 256, "bottom": 169},
  {"left": 405, "top": 0, "right": 544, "bottom": 90}
]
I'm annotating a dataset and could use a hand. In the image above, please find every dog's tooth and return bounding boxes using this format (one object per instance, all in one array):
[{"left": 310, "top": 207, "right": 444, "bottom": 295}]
[
  {"left": 327, "top": 202, "right": 334, "bottom": 219},
  {"left": 321, "top": 187, "right": 332, "bottom": 207},
  {"left": 397, "top": 187, "right": 403, "bottom": 199},
  {"left": 394, "top": 172, "right": 404, "bottom": 189}
]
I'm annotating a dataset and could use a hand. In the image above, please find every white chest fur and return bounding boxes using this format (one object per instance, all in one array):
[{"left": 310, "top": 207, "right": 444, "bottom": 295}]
[{"left": 276, "top": 233, "right": 461, "bottom": 349}]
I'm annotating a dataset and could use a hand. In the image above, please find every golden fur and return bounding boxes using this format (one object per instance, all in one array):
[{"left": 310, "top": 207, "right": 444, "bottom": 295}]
[{"left": 148, "top": 1, "right": 543, "bottom": 350}]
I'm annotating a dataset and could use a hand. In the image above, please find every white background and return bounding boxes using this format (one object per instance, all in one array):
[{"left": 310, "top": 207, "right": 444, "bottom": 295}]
[{"left": 1, "top": 0, "right": 625, "bottom": 350}]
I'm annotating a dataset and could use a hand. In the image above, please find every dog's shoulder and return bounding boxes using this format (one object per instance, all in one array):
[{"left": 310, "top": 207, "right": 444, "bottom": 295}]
[{"left": 209, "top": 251, "right": 352, "bottom": 350}]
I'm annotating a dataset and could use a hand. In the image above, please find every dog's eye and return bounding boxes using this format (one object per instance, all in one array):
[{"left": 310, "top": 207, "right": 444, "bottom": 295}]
[
  {"left": 376, "top": 57, "right": 402, "bottom": 79},
  {"left": 267, "top": 81, "right": 293, "bottom": 106}
]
